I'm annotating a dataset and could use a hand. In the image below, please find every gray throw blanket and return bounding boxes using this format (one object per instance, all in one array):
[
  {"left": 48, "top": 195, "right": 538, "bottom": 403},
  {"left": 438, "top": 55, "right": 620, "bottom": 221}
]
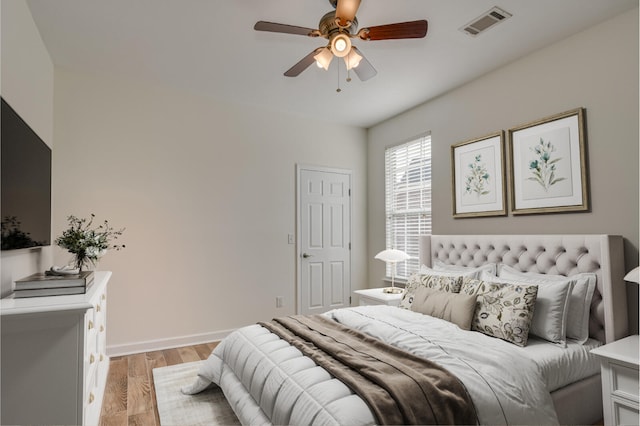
[{"left": 260, "top": 315, "right": 477, "bottom": 425}]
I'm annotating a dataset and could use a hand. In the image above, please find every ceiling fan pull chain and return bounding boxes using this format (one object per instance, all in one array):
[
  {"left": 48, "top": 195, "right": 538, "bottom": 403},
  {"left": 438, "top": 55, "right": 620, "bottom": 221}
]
[{"left": 336, "top": 64, "right": 342, "bottom": 93}]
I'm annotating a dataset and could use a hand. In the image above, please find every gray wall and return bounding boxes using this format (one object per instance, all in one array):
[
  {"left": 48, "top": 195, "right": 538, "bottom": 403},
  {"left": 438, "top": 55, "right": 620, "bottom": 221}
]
[
  {"left": 0, "top": 0, "right": 54, "bottom": 296},
  {"left": 368, "top": 9, "right": 639, "bottom": 333},
  {"left": 53, "top": 68, "right": 368, "bottom": 354}
]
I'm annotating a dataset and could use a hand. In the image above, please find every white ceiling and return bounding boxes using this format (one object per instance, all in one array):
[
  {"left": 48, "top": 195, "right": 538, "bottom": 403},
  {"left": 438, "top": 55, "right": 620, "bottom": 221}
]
[{"left": 26, "top": 0, "right": 638, "bottom": 128}]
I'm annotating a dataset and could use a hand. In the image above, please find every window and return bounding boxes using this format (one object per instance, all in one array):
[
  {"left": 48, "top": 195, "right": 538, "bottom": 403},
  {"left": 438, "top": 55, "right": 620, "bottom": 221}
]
[{"left": 384, "top": 134, "right": 431, "bottom": 280}]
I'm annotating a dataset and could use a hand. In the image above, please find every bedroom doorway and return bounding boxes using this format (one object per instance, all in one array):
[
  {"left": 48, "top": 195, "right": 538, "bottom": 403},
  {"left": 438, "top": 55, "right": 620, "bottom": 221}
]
[{"left": 296, "top": 165, "right": 352, "bottom": 315}]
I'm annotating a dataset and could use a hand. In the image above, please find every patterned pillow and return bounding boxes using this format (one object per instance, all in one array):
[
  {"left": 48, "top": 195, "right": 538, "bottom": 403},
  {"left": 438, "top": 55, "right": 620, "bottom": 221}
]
[
  {"left": 399, "top": 273, "right": 462, "bottom": 310},
  {"left": 461, "top": 277, "right": 538, "bottom": 347},
  {"left": 483, "top": 270, "right": 572, "bottom": 346}
]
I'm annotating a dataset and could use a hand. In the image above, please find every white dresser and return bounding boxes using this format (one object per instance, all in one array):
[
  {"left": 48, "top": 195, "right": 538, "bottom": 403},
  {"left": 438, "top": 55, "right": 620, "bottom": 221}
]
[
  {"left": 591, "top": 334, "right": 639, "bottom": 426},
  {"left": 1, "top": 271, "right": 111, "bottom": 425}
]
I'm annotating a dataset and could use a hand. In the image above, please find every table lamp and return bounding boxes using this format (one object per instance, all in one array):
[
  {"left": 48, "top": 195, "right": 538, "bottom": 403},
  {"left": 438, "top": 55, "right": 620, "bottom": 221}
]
[{"left": 375, "top": 249, "right": 410, "bottom": 294}]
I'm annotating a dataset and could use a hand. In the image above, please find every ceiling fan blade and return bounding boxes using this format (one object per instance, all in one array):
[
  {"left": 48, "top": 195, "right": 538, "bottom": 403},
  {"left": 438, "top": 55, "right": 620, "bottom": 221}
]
[
  {"left": 284, "top": 48, "right": 324, "bottom": 77},
  {"left": 254, "top": 21, "right": 317, "bottom": 36},
  {"left": 335, "top": 0, "right": 361, "bottom": 27},
  {"left": 360, "top": 20, "right": 428, "bottom": 41},
  {"left": 351, "top": 47, "right": 377, "bottom": 81}
]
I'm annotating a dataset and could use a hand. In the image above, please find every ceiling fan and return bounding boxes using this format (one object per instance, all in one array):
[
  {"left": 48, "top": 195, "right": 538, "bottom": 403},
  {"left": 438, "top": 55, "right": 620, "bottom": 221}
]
[{"left": 254, "top": 0, "right": 428, "bottom": 82}]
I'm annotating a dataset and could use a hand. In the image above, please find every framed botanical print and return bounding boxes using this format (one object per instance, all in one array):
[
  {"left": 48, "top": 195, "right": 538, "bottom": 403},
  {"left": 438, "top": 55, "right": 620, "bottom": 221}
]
[
  {"left": 451, "top": 131, "right": 506, "bottom": 218},
  {"left": 508, "top": 108, "right": 588, "bottom": 215}
]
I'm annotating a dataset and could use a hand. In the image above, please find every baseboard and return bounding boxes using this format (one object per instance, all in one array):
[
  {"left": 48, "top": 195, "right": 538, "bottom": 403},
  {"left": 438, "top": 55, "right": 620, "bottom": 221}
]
[{"left": 106, "top": 328, "right": 235, "bottom": 357}]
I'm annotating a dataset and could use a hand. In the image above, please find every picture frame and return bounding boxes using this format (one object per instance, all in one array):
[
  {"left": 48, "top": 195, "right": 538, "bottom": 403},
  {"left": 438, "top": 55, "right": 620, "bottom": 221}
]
[
  {"left": 508, "top": 108, "right": 588, "bottom": 215},
  {"left": 451, "top": 131, "right": 506, "bottom": 218}
]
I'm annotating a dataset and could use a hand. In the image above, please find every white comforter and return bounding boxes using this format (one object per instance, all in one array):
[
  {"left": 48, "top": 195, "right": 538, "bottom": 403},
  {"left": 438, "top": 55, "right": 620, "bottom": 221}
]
[{"left": 184, "top": 306, "right": 559, "bottom": 425}]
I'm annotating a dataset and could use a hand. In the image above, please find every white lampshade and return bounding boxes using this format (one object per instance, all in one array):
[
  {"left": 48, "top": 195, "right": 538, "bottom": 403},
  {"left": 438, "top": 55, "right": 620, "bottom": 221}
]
[
  {"left": 375, "top": 249, "right": 410, "bottom": 263},
  {"left": 344, "top": 48, "right": 362, "bottom": 70},
  {"left": 375, "top": 249, "right": 409, "bottom": 294},
  {"left": 314, "top": 47, "right": 333, "bottom": 70},
  {"left": 624, "top": 266, "right": 640, "bottom": 284}
]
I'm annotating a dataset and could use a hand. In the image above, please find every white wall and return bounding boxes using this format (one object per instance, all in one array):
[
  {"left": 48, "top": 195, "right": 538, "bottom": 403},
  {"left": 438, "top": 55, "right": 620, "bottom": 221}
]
[
  {"left": 368, "top": 8, "right": 639, "bottom": 333},
  {"left": 0, "top": 0, "right": 54, "bottom": 295},
  {"left": 53, "top": 69, "right": 368, "bottom": 353}
]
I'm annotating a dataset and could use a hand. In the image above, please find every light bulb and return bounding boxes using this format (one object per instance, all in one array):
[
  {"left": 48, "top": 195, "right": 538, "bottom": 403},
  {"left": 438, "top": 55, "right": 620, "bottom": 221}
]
[{"left": 330, "top": 34, "right": 351, "bottom": 58}]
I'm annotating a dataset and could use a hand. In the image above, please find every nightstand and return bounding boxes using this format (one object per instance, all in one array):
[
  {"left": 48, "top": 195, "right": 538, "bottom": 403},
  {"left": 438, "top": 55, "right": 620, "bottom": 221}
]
[
  {"left": 354, "top": 288, "right": 403, "bottom": 306},
  {"left": 591, "top": 334, "right": 639, "bottom": 426}
]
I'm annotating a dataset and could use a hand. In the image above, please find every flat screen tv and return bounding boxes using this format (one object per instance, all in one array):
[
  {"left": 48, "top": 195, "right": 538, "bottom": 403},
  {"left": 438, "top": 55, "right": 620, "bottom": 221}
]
[{"left": 1, "top": 97, "right": 52, "bottom": 250}]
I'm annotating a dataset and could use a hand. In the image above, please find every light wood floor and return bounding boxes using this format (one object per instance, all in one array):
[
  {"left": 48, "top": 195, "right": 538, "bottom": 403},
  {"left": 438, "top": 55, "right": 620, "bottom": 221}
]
[{"left": 99, "top": 341, "right": 219, "bottom": 426}]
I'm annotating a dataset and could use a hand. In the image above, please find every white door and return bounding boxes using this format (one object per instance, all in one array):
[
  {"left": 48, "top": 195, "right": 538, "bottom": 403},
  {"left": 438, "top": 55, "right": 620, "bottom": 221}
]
[{"left": 297, "top": 166, "right": 351, "bottom": 315}]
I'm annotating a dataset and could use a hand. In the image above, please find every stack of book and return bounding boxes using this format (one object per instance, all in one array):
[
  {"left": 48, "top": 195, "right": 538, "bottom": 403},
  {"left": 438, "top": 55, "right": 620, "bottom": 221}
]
[{"left": 13, "top": 271, "right": 95, "bottom": 298}]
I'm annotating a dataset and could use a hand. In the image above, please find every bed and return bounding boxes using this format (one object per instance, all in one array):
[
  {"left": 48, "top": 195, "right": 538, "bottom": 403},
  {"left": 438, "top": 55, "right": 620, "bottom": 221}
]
[{"left": 184, "top": 234, "right": 628, "bottom": 425}]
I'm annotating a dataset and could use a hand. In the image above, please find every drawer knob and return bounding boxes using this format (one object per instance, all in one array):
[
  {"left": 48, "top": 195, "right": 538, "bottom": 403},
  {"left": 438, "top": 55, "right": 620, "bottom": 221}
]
[
  {"left": 102, "top": 294, "right": 106, "bottom": 300},
  {"left": 100, "top": 354, "right": 104, "bottom": 362},
  {"left": 89, "top": 392, "right": 95, "bottom": 404},
  {"left": 100, "top": 325, "right": 105, "bottom": 332},
  {"left": 90, "top": 354, "right": 95, "bottom": 364},
  {"left": 96, "top": 304, "right": 101, "bottom": 312},
  {"left": 88, "top": 320, "right": 94, "bottom": 330}
]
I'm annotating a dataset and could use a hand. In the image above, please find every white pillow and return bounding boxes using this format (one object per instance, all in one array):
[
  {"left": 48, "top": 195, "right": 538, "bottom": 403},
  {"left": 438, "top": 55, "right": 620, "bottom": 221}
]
[
  {"left": 426, "top": 261, "right": 497, "bottom": 279},
  {"left": 480, "top": 270, "right": 573, "bottom": 346},
  {"left": 498, "top": 265, "right": 596, "bottom": 344}
]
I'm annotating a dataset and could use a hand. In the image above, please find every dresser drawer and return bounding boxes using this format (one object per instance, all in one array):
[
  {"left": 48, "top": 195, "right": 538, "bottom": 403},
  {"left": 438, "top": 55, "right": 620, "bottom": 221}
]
[
  {"left": 611, "top": 397, "right": 639, "bottom": 426},
  {"left": 611, "top": 363, "right": 639, "bottom": 403},
  {"left": 84, "top": 309, "right": 98, "bottom": 360},
  {"left": 83, "top": 361, "right": 99, "bottom": 425}
]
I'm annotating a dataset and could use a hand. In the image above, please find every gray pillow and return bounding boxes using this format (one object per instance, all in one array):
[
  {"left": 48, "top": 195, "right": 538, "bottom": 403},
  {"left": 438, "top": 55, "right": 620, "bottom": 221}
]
[{"left": 410, "top": 286, "right": 477, "bottom": 330}]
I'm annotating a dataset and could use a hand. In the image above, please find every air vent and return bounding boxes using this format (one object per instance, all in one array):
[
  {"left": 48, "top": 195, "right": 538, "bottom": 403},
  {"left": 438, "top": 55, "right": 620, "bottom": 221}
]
[{"left": 460, "top": 6, "right": 512, "bottom": 37}]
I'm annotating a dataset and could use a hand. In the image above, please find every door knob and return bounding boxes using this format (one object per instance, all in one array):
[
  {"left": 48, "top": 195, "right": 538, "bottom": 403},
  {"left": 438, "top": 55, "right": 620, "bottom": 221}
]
[{"left": 302, "top": 253, "right": 313, "bottom": 258}]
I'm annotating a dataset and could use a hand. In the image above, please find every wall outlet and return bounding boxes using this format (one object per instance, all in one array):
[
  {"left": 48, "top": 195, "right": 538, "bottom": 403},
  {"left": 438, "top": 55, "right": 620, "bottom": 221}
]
[
  {"left": 287, "top": 234, "right": 294, "bottom": 244},
  {"left": 276, "top": 296, "right": 284, "bottom": 308}
]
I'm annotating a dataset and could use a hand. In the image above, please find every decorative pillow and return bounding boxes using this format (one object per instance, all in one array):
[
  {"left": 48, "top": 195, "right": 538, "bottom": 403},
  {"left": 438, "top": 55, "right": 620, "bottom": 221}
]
[
  {"left": 399, "top": 273, "right": 462, "bottom": 310},
  {"left": 498, "top": 265, "right": 596, "bottom": 344},
  {"left": 433, "top": 260, "right": 498, "bottom": 277},
  {"left": 480, "top": 271, "right": 572, "bottom": 346},
  {"left": 410, "top": 287, "right": 477, "bottom": 330},
  {"left": 461, "top": 277, "right": 538, "bottom": 347}
]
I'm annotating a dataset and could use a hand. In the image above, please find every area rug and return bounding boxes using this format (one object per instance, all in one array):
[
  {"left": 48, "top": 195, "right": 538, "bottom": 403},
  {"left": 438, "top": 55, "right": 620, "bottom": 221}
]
[{"left": 153, "top": 360, "right": 240, "bottom": 425}]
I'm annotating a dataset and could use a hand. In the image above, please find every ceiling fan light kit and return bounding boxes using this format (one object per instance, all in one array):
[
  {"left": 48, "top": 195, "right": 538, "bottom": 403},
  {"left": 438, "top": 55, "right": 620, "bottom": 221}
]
[{"left": 254, "top": 0, "right": 428, "bottom": 86}]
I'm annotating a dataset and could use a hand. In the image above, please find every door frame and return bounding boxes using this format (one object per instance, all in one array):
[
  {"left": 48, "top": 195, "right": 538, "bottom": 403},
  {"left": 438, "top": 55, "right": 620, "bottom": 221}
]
[{"left": 295, "top": 164, "right": 353, "bottom": 314}]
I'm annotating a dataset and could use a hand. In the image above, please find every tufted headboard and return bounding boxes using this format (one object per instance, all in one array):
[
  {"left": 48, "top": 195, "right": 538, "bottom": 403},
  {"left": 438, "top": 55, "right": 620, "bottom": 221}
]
[{"left": 419, "top": 234, "right": 628, "bottom": 343}]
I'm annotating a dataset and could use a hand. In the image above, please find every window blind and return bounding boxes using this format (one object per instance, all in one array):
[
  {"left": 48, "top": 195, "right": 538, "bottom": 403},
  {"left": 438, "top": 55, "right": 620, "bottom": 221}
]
[{"left": 384, "top": 134, "right": 432, "bottom": 280}]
